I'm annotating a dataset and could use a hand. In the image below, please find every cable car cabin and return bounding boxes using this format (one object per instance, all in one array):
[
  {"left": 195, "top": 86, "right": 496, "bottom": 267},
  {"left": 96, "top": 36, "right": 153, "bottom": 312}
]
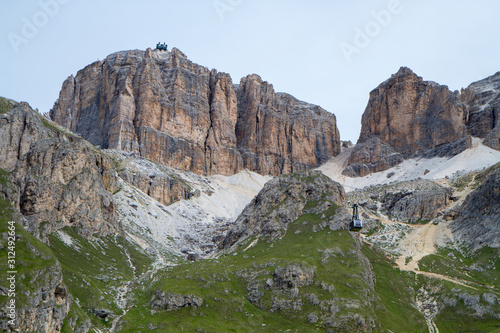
[{"left": 350, "top": 203, "right": 363, "bottom": 231}]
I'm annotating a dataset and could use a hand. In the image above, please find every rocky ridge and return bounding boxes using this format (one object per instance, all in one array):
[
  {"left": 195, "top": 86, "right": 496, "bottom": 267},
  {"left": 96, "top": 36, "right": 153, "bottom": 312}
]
[
  {"left": 0, "top": 102, "right": 120, "bottom": 242},
  {"left": 222, "top": 170, "right": 348, "bottom": 249},
  {"left": 50, "top": 48, "right": 340, "bottom": 176},
  {"left": 344, "top": 68, "right": 500, "bottom": 177}
]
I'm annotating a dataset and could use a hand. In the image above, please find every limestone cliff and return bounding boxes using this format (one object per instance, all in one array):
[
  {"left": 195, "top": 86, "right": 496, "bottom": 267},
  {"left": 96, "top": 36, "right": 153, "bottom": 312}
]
[
  {"left": 0, "top": 102, "right": 120, "bottom": 242},
  {"left": 344, "top": 68, "right": 500, "bottom": 177},
  {"left": 450, "top": 163, "right": 500, "bottom": 250},
  {"left": 50, "top": 48, "right": 340, "bottom": 176},
  {"left": 461, "top": 71, "right": 500, "bottom": 150}
]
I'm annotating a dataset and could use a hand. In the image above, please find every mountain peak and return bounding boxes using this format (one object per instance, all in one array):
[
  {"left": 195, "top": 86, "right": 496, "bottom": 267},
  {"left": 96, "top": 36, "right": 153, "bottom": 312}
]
[
  {"left": 50, "top": 48, "right": 341, "bottom": 176},
  {"left": 393, "top": 66, "right": 416, "bottom": 77}
]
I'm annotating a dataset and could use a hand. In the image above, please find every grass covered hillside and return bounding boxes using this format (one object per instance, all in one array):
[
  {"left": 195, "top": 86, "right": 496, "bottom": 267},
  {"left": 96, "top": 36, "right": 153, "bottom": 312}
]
[{"left": 116, "top": 171, "right": 428, "bottom": 332}]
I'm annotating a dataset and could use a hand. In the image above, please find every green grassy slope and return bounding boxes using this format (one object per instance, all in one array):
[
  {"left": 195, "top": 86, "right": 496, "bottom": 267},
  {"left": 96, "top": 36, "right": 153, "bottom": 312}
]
[
  {"left": 48, "top": 227, "right": 154, "bottom": 331},
  {"left": 118, "top": 202, "right": 427, "bottom": 332},
  {"left": 419, "top": 247, "right": 500, "bottom": 333}
]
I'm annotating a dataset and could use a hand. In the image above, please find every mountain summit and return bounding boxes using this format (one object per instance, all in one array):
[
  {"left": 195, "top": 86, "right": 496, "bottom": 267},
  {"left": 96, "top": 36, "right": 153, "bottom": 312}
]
[
  {"left": 50, "top": 48, "right": 340, "bottom": 176},
  {"left": 343, "top": 67, "right": 500, "bottom": 177}
]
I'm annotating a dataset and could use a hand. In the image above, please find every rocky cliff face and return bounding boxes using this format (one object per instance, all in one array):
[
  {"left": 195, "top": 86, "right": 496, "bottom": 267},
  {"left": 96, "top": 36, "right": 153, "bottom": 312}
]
[
  {"left": 0, "top": 221, "right": 75, "bottom": 333},
  {"left": 235, "top": 75, "right": 340, "bottom": 174},
  {"left": 461, "top": 72, "right": 500, "bottom": 150},
  {"left": 0, "top": 161, "right": 83, "bottom": 333},
  {"left": 50, "top": 48, "right": 340, "bottom": 176},
  {"left": 0, "top": 102, "right": 120, "bottom": 242},
  {"left": 344, "top": 68, "right": 500, "bottom": 177},
  {"left": 450, "top": 163, "right": 500, "bottom": 250}
]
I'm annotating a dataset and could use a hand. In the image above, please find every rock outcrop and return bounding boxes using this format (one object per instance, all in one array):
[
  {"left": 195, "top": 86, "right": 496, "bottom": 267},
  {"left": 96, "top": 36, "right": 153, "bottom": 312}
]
[
  {"left": 0, "top": 102, "right": 120, "bottom": 242},
  {"left": 381, "top": 187, "right": 452, "bottom": 222},
  {"left": 149, "top": 291, "right": 203, "bottom": 311},
  {"left": 222, "top": 170, "right": 347, "bottom": 249},
  {"left": 342, "top": 137, "right": 404, "bottom": 177},
  {"left": 0, "top": 176, "right": 76, "bottom": 333},
  {"left": 273, "top": 264, "right": 315, "bottom": 289},
  {"left": 49, "top": 48, "right": 340, "bottom": 176},
  {"left": 461, "top": 72, "right": 500, "bottom": 150},
  {"left": 345, "top": 68, "right": 500, "bottom": 177},
  {"left": 117, "top": 168, "right": 192, "bottom": 206},
  {"left": 5, "top": 263, "right": 72, "bottom": 333},
  {"left": 451, "top": 163, "right": 500, "bottom": 250},
  {"left": 0, "top": 232, "right": 74, "bottom": 333}
]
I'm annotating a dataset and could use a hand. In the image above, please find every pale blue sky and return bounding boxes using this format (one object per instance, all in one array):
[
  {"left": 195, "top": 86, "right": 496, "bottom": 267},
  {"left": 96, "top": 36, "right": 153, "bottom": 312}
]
[{"left": 1, "top": 0, "right": 499, "bottom": 142}]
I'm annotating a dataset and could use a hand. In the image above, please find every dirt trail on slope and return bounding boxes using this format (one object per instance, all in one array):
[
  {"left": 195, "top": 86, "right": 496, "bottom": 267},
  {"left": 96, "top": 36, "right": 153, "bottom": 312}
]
[
  {"left": 394, "top": 222, "right": 477, "bottom": 289},
  {"left": 317, "top": 147, "right": 353, "bottom": 186},
  {"left": 397, "top": 223, "right": 439, "bottom": 271},
  {"left": 361, "top": 209, "right": 476, "bottom": 290}
]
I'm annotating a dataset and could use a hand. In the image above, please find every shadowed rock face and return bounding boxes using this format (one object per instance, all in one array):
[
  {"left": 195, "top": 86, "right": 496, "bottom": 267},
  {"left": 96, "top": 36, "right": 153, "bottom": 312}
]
[
  {"left": 451, "top": 163, "right": 500, "bottom": 250},
  {"left": 461, "top": 72, "right": 500, "bottom": 150},
  {"left": 345, "top": 68, "right": 500, "bottom": 177},
  {"left": 0, "top": 103, "right": 120, "bottom": 242},
  {"left": 117, "top": 169, "right": 191, "bottom": 206},
  {"left": 50, "top": 48, "right": 340, "bottom": 176}
]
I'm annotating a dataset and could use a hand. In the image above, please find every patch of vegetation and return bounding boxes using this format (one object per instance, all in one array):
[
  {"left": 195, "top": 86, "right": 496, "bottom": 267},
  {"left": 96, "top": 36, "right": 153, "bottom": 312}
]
[
  {"left": 364, "top": 222, "right": 382, "bottom": 237},
  {"left": 109, "top": 155, "right": 125, "bottom": 173},
  {"left": 0, "top": 168, "right": 11, "bottom": 185},
  {"left": 452, "top": 162, "right": 500, "bottom": 192},
  {"left": 0, "top": 97, "right": 16, "bottom": 114},
  {"left": 436, "top": 305, "right": 500, "bottom": 333},
  {"left": 424, "top": 276, "right": 500, "bottom": 333},
  {"left": 419, "top": 247, "right": 500, "bottom": 290},
  {"left": 292, "top": 171, "right": 331, "bottom": 184},
  {"left": 49, "top": 227, "right": 154, "bottom": 330},
  {"left": 0, "top": 173, "right": 61, "bottom": 314},
  {"left": 451, "top": 172, "right": 475, "bottom": 191},
  {"left": 303, "top": 199, "right": 319, "bottom": 210},
  {"left": 0, "top": 220, "right": 59, "bottom": 310},
  {"left": 361, "top": 245, "right": 427, "bottom": 332},
  {"left": 474, "top": 161, "right": 500, "bottom": 186},
  {"left": 40, "top": 116, "right": 60, "bottom": 131},
  {"left": 413, "top": 218, "right": 431, "bottom": 225},
  {"left": 60, "top": 299, "right": 91, "bottom": 333},
  {"left": 36, "top": 113, "right": 81, "bottom": 139},
  {"left": 119, "top": 202, "right": 429, "bottom": 332}
]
